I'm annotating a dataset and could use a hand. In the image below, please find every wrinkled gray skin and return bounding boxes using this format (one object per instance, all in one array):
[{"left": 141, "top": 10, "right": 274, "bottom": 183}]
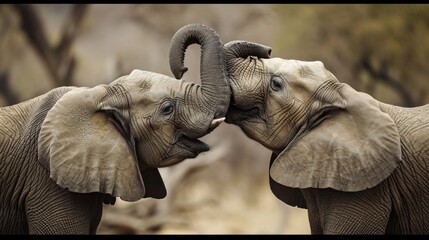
[
  {"left": 170, "top": 36, "right": 429, "bottom": 234},
  {"left": 0, "top": 24, "right": 229, "bottom": 234}
]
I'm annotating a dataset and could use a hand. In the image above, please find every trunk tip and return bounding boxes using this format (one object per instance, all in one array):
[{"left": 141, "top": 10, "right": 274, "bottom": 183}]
[{"left": 173, "top": 66, "right": 188, "bottom": 79}]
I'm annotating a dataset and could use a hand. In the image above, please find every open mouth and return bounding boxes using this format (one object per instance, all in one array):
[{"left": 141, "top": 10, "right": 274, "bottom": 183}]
[
  {"left": 177, "top": 116, "right": 224, "bottom": 154},
  {"left": 175, "top": 116, "right": 225, "bottom": 157},
  {"left": 159, "top": 117, "right": 225, "bottom": 167},
  {"left": 159, "top": 136, "right": 209, "bottom": 167},
  {"left": 179, "top": 135, "right": 210, "bottom": 154}
]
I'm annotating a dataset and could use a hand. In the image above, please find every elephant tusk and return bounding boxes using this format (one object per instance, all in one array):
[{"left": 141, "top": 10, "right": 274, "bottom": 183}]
[
  {"left": 211, "top": 117, "right": 225, "bottom": 126},
  {"left": 208, "top": 117, "right": 225, "bottom": 133}
]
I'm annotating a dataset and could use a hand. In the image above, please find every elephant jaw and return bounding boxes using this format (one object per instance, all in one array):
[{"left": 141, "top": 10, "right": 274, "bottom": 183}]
[
  {"left": 179, "top": 117, "right": 225, "bottom": 153},
  {"left": 159, "top": 117, "right": 225, "bottom": 167}
]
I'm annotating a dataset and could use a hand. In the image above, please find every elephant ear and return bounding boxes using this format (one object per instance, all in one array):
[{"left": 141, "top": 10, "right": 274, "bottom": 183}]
[
  {"left": 270, "top": 83, "right": 402, "bottom": 192},
  {"left": 38, "top": 85, "right": 151, "bottom": 201}
]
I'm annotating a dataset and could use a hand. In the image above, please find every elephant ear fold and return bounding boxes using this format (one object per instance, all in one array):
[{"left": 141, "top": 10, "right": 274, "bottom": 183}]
[
  {"left": 270, "top": 83, "right": 402, "bottom": 192},
  {"left": 38, "top": 86, "right": 146, "bottom": 202}
]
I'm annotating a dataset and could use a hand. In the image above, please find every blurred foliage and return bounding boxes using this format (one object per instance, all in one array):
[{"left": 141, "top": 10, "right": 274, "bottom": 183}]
[
  {"left": 273, "top": 4, "right": 429, "bottom": 106},
  {"left": 0, "top": 5, "right": 26, "bottom": 105},
  {"left": 0, "top": 4, "right": 88, "bottom": 106}
]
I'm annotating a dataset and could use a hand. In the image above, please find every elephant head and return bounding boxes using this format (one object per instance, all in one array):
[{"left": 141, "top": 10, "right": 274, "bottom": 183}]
[
  {"left": 37, "top": 24, "right": 229, "bottom": 202},
  {"left": 221, "top": 40, "right": 402, "bottom": 206}
]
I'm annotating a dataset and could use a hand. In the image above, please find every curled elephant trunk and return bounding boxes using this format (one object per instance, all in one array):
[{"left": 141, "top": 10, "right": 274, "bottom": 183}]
[
  {"left": 224, "top": 40, "right": 272, "bottom": 63},
  {"left": 169, "top": 23, "right": 230, "bottom": 119}
]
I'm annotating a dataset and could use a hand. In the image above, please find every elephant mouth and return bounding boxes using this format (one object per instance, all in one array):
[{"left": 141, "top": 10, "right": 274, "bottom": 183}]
[
  {"left": 177, "top": 117, "right": 225, "bottom": 155},
  {"left": 179, "top": 117, "right": 224, "bottom": 153},
  {"left": 226, "top": 95, "right": 260, "bottom": 124},
  {"left": 159, "top": 136, "right": 209, "bottom": 167},
  {"left": 161, "top": 117, "right": 225, "bottom": 167},
  {"left": 179, "top": 135, "right": 210, "bottom": 154}
]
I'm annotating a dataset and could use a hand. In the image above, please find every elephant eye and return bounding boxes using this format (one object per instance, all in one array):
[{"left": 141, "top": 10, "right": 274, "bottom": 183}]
[
  {"left": 270, "top": 76, "right": 283, "bottom": 91},
  {"left": 161, "top": 101, "right": 175, "bottom": 116}
]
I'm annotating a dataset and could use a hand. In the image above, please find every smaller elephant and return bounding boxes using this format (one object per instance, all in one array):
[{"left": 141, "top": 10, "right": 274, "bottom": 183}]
[
  {"left": 0, "top": 24, "right": 229, "bottom": 234},
  {"left": 170, "top": 32, "right": 429, "bottom": 234}
]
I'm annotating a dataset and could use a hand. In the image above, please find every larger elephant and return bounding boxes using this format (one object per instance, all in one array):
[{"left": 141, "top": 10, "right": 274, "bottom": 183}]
[
  {"left": 0, "top": 24, "right": 229, "bottom": 234},
  {"left": 170, "top": 32, "right": 429, "bottom": 234}
]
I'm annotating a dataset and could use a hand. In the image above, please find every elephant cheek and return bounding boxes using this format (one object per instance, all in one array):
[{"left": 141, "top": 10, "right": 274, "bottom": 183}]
[
  {"left": 136, "top": 124, "right": 176, "bottom": 168},
  {"left": 157, "top": 145, "right": 192, "bottom": 167},
  {"left": 135, "top": 141, "right": 162, "bottom": 168}
]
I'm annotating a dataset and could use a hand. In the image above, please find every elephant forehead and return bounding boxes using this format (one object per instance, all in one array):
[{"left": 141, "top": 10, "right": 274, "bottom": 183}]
[
  {"left": 128, "top": 69, "right": 174, "bottom": 82},
  {"left": 265, "top": 58, "right": 327, "bottom": 78},
  {"left": 120, "top": 69, "right": 178, "bottom": 92},
  {"left": 119, "top": 70, "right": 185, "bottom": 102}
]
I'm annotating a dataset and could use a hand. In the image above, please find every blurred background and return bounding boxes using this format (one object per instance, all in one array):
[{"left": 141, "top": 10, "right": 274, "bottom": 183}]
[{"left": 1, "top": 4, "right": 429, "bottom": 234}]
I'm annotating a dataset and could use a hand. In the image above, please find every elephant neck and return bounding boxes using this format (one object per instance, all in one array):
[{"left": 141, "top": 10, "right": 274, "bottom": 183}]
[
  {"left": 0, "top": 87, "right": 75, "bottom": 222},
  {"left": 379, "top": 101, "right": 429, "bottom": 141}
]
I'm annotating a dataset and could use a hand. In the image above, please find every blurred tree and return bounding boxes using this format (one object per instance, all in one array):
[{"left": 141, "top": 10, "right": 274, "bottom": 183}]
[
  {"left": 129, "top": 4, "right": 276, "bottom": 46},
  {"left": 0, "top": 4, "right": 88, "bottom": 106},
  {"left": 13, "top": 4, "right": 89, "bottom": 88},
  {"left": 0, "top": 5, "right": 25, "bottom": 105},
  {"left": 273, "top": 4, "right": 429, "bottom": 107}
]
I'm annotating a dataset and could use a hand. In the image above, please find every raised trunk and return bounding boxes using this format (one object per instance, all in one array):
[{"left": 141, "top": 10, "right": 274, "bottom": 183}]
[{"left": 169, "top": 24, "right": 230, "bottom": 119}]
